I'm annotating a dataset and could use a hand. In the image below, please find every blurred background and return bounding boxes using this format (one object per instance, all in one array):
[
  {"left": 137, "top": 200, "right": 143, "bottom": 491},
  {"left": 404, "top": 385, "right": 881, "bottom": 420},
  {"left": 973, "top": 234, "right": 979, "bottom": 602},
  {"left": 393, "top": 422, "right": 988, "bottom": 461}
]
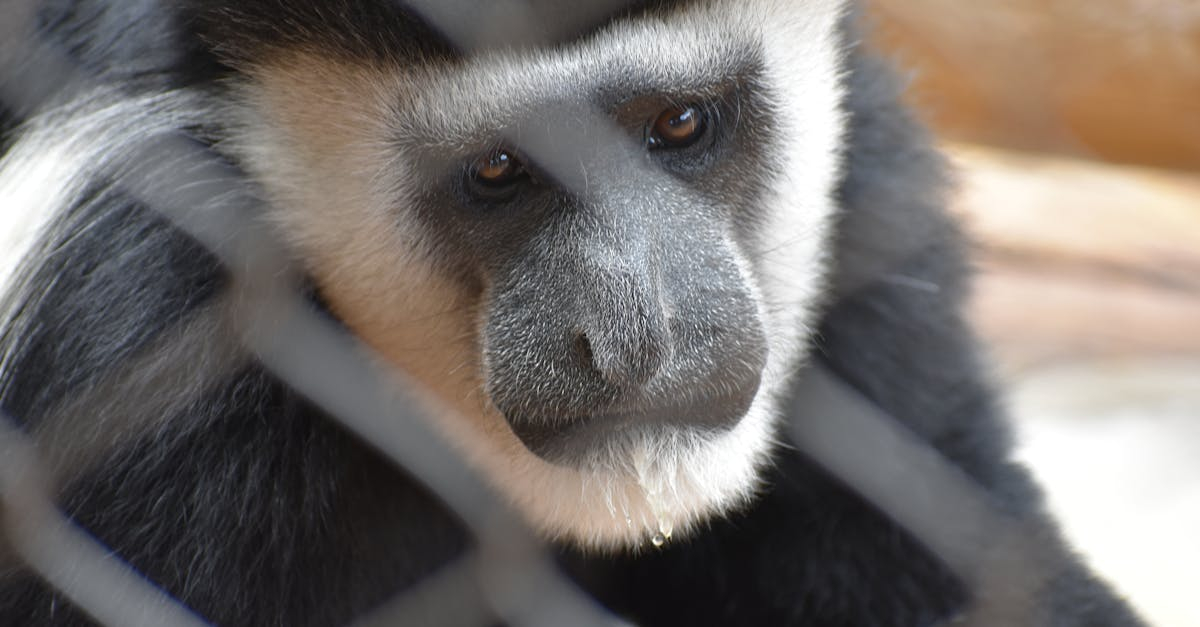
[{"left": 870, "top": 2, "right": 1200, "bottom": 625}]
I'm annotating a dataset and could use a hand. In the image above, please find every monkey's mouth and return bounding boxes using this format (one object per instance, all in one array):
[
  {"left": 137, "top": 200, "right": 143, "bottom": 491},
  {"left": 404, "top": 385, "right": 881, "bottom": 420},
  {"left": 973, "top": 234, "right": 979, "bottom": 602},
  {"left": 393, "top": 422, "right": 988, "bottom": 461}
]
[{"left": 504, "top": 381, "right": 761, "bottom": 466}]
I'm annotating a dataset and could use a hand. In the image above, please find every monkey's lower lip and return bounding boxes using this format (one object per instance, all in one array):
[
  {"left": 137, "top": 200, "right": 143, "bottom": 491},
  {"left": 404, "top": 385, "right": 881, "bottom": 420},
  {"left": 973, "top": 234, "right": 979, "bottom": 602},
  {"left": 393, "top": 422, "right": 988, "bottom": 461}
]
[{"left": 505, "top": 393, "right": 755, "bottom": 465}]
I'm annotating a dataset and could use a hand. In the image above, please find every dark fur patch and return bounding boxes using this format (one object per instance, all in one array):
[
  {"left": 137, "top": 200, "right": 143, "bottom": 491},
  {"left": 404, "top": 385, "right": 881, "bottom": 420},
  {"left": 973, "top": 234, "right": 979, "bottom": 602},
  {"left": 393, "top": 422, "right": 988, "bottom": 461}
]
[
  {"left": 0, "top": 186, "right": 225, "bottom": 422},
  {"left": 181, "top": 0, "right": 700, "bottom": 68},
  {"left": 0, "top": 104, "right": 16, "bottom": 153},
  {"left": 180, "top": 0, "right": 455, "bottom": 66}
]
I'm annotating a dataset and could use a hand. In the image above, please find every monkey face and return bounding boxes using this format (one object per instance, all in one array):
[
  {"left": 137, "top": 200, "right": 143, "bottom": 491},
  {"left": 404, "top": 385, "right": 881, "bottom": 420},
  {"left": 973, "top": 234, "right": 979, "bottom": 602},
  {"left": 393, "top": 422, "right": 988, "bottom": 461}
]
[{"left": 223, "top": 0, "right": 848, "bottom": 548}]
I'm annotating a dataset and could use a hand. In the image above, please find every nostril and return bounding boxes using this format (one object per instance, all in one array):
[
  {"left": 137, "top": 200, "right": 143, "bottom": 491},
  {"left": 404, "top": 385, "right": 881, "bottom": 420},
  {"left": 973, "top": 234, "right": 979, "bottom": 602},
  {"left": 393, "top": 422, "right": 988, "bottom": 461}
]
[
  {"left": 573, "top": 331, "right": 597, "bottom": 372},
  {"left": 574, "top": 325, "right": 666, "bottom": 389}
]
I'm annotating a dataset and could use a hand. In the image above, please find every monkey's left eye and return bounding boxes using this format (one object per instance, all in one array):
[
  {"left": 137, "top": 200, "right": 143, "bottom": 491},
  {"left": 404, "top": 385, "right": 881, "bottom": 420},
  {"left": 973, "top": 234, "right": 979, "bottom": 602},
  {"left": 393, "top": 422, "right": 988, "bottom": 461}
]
[
  {"left": 471, "top": 149, "right": 526, "bottom": 187},
  {"left": 648, "top": 104, "right": 708, "bottom": 150}
]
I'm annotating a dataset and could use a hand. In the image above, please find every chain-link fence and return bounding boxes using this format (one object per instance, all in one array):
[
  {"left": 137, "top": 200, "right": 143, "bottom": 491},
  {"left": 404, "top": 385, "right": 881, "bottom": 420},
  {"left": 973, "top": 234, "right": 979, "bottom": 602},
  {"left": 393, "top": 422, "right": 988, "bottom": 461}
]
[{"left": 0, "top": 1, "right": 1124, "bottom": 626}]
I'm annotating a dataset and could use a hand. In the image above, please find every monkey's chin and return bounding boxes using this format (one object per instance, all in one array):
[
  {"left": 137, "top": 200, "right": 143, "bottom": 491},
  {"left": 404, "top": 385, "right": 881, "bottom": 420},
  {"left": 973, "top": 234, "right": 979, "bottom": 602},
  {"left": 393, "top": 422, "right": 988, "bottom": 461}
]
[
  {"left": 419, "top": 365, "right": 780, "bottom": 550},
  {"left": 553, "top": 422, "right": 773, "bottom": 551},
  {"left": 451, "top": 399, "right": 780, "bottom": 552}
]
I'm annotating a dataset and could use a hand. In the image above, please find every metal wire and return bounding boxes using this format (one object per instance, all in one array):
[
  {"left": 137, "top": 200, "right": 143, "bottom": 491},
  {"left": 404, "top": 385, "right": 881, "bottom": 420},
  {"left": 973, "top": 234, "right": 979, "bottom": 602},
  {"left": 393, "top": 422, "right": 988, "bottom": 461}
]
[{"left": 0, "top": 1, "right": 1076, "bottom": 626}]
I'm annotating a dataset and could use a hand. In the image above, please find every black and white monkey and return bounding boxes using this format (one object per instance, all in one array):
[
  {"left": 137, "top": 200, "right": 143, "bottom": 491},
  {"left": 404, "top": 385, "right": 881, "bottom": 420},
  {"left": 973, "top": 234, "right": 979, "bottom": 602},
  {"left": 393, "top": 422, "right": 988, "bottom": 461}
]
[{"left": 0, "top": 0, "right": 1148, "bottom": 625}]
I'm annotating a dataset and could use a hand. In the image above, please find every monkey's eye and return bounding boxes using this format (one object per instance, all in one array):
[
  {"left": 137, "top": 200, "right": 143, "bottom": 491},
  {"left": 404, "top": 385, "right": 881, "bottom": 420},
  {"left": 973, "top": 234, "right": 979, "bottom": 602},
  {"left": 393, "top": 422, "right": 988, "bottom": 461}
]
[
  {"left": 648, "top": 104, "right": 707, "bottom": 150},
  {"left": 471, "top": 149, "right": 526, "bottom": 187}
]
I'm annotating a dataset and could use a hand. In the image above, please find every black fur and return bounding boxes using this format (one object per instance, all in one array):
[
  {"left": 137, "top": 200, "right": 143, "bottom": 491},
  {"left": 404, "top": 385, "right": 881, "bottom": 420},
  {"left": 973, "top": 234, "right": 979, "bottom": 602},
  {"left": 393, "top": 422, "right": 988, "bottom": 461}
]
[
  {"left": 0, "top": 2, "right": 1145, "bottom": 626},
  {"left": 0, "top": 105, "right": 16, "bottom": 153}
]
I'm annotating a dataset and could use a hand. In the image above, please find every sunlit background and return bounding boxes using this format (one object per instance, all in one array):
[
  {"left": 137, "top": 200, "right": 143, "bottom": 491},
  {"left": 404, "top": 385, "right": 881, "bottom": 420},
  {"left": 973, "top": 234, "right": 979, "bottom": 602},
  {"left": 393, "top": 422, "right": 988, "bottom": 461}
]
[{"left": 871, "top": 2, "right": 1200, "bottom": 625}]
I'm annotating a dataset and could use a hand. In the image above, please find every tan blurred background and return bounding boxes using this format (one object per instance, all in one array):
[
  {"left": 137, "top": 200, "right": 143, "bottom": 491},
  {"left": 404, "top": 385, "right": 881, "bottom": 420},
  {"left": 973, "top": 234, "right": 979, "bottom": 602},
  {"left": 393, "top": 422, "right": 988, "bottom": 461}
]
[{"left": 869, "top": 2, "right": 1200, "bottom": 625}]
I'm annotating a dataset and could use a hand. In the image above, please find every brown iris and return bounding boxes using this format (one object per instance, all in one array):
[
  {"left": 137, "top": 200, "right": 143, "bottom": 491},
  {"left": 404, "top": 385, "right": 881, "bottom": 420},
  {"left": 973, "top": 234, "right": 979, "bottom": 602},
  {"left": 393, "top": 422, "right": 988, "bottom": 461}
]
[
  {"left": 649, "top": 104, "right": 706, "bottom": 149},
  {"left": 472, "top": 149, "right": 524, "bottom": 186}
]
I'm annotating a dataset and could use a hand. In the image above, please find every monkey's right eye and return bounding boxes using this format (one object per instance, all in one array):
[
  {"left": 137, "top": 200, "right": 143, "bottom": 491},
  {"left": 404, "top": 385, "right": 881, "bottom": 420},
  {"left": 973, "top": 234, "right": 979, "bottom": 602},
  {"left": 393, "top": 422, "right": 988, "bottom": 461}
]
[{"left": 471, "top": 149, "right": 526, "bottom": 188}]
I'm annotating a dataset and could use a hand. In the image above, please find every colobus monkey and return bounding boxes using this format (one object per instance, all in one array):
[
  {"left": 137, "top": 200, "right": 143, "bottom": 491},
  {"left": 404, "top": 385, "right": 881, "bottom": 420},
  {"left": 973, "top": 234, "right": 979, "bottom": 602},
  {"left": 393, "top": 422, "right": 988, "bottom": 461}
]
[{"left": 0, "top": 0, "right": 1146, "bottom": 625}]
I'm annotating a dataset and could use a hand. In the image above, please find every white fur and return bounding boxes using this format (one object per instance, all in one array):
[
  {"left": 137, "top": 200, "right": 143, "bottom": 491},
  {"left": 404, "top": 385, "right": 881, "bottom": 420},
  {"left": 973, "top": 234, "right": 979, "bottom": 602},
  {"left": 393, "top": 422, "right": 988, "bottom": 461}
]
[
  {"left": 0, "top": 92, "right": 215, "bottom": 282},
  {"left": 0, "top": 141, "right": 71, "bottom": 293},
  {"left": 0, "top": 92, "right": 209, "bottom": 378},
  {"left": 226, "top": 0, "right": 849, "bottom": 550},
  {"left": 754, "top": 0, "right": 849, "bottom": 380}
]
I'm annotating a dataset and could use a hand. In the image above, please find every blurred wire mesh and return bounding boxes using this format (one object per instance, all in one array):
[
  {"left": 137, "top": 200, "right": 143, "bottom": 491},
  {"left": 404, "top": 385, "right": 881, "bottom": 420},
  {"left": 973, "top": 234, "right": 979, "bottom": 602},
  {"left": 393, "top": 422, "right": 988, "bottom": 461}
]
[{"left": 0, "top": 1, "right": 1126, "bottom": 625}]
